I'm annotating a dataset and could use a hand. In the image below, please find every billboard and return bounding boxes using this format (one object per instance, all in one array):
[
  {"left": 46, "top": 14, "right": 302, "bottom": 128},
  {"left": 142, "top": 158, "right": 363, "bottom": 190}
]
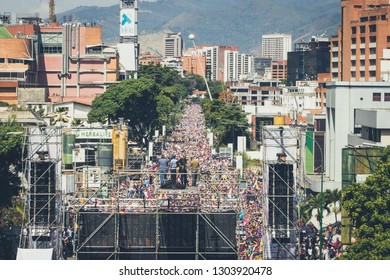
[{"left": 120, "top": 8, "right": 136, "bottom": 37}]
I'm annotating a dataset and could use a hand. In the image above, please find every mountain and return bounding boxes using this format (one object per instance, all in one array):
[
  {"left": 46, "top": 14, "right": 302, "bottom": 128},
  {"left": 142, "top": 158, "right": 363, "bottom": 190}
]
[{"left": 57, "top": 0, "right": 341, "bottom": 54}]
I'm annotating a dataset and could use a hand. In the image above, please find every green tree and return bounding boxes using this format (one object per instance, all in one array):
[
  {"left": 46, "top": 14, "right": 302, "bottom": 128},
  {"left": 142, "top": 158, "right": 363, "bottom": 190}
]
[
  {"left": 0, "top": 118, "right": 23, "bottom": 208},
  {"left": 341, "top": 148, "right": 390, "bottom": 260},
  {"left": 201, "top": 98, "right": 250, "bottom": 149},
  {"left": 88, "top": 65, "right": 194, "bottom": 146},
  {"left": 299, "top": 193, "right": 330, "bottom": 224},
  {"left": 88, "top": 77, "right": 161, "bottom": 145},
  {"left": 324, "top": 189, "right": 342, "bottom": 223}
]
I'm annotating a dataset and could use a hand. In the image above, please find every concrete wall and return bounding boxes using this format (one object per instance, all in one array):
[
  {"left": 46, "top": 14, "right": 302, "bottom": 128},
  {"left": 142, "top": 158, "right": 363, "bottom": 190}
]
[
  {"left": 18, "top": 88, "right": 47, "bottom": 103},
  {"left": 326, "top": 81, "right": 390, "bottom": 184}
]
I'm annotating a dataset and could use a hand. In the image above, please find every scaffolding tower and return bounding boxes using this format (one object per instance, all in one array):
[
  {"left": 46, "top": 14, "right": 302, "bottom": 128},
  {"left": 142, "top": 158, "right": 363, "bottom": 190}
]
[
  {"left": 261, "top": 125, "right": 303, "bottom": 260},
  {"left": 19, "top": 126, "right": 63, "bottom": 258}
]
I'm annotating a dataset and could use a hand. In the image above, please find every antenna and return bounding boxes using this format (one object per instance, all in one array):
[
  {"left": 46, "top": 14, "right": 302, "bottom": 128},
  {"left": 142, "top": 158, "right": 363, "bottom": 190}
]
[{"left": 49, "top": 0, "right": 56, "bottom": 23}]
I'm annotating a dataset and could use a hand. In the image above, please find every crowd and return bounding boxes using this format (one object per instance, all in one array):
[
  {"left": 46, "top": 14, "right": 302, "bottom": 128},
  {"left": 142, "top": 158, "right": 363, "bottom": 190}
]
[{"left": 68, "top": 103, "right": 264, "bottom": 259}]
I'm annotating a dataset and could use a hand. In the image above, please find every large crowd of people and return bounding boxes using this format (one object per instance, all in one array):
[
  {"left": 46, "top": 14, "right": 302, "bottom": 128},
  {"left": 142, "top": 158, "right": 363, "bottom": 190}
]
[{"left": 68, "top": 102, "right": 265, "bottom": 259}]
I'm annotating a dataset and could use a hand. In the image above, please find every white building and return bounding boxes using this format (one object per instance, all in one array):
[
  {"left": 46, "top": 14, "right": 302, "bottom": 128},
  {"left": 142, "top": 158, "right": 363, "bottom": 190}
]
[
  {"left": 224, "top": 51, "right": 254, "bottom": 83},
  {"left": 326, "top": 81, "right": 390, "bottom": 187},
  {"left": 262, "top": 33, "right": 292, "bottom": 61}
]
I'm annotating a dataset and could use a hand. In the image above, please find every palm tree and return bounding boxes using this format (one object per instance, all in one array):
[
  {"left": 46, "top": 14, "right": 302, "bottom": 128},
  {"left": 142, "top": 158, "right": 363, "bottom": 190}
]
[
  {"left": 324, "top": 189, "right": 342, "bottom": 223},
  {"left": 300, "top": 193, "right": 331, "bottom": 224}
]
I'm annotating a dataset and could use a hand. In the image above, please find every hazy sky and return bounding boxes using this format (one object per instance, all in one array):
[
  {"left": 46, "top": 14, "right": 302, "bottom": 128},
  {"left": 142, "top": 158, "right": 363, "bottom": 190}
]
[{"left": 2, "top": 0, "right": 119, "bottom": 18}]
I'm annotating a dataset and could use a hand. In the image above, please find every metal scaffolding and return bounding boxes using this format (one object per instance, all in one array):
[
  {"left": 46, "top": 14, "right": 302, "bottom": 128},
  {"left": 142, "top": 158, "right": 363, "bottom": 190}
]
[
  {"left": 19, "top": 126, "right": 63, "bottom": 259},
  {"left": 261, "top": 126, "right": 303, "bottom": 260},
  {"left": 65, "top": 170, "right": 241, "bottom": 260}
]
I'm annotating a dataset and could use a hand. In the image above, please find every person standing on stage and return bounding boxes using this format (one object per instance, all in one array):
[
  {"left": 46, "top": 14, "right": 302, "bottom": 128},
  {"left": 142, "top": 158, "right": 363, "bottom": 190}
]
[
  {"left": 178, "top": 155, "right": 188, "bottom": 187},
  {"left": 190, "top": 157, "right": 200, "bottom": 186},
  {"left": 158, "top": 154, "right": 169, "bottom": 185},
  {"left": 169, "top": 154, "right": 178, "bottom": 184}
]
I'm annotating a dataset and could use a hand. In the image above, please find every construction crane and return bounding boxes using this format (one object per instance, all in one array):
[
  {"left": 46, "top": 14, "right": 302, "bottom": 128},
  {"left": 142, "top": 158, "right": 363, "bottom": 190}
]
[{"left": 49, "top": 0, "right": 56, "bottom": 23}]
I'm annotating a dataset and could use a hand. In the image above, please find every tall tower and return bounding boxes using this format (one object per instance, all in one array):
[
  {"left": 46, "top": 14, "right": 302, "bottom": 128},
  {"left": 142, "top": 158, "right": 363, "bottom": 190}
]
[{"left": 117, "top": 0, "right": 139, "bottom": 80}]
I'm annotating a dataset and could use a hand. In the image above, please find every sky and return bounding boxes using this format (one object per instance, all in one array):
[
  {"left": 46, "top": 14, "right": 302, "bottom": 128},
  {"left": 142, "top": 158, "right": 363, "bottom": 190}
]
[{"left": 2, "top": 0, "right": 120, "bottom": 18}]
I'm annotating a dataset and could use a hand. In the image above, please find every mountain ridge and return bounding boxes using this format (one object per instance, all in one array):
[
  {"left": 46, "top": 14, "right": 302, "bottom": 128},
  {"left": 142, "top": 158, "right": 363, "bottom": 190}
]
[{"left": 57, "top": 0, "right": 341, "bottom": 54}]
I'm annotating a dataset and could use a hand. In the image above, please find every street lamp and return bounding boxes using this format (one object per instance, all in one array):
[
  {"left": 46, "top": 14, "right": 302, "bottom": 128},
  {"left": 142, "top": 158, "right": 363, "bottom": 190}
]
[
  {"left": 189, "top": 34, "right": 213, "bottom": 100},
  {"left": 305, "top": 132, "right": 324, "bottom": 260}
]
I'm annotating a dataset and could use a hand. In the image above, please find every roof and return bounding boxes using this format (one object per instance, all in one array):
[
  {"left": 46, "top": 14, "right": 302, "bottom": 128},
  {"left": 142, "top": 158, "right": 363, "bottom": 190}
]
[
  {"left": 0, "top": 26, "right": 13, "bottom": 38},
  {"left": 54, "top": 101, "right": 92, "bottom": 107}
]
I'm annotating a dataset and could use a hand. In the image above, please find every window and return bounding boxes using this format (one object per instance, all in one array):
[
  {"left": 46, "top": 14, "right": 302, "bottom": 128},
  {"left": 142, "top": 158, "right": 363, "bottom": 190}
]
[
  {"left": 352, "top": 27, "right": 357, "bottom": 34},
  {"left": 370, "top": 36, "right": 376, "bottom": 43},
  {"left": 352, "top": 49, "right": 356, "bottom": 55},
  {"left": 0, "top": 58, "right": 4, "bottom": 63},
  {"left": 369, "top": 16, "right": 377, "bottom": 22},
  {"left": 351, "top": 60, "right": 356, "bottom": 66},
  {"left": 361, "top": 49, "right": 366, "bottom": 55},
  {"left": 361, "top": 17, "right": 368, "bottom": 23},
  {"left": 370, "top": 71, "right": 376, "bottom": 77},
  {"left": 369, "top": 25, "right": 377, "bottom": 33},
  {"left": 360, "top": 60, "right": 365, "bottom": 66},
  {"left": 351, "top": 71, "right": 356, "bottom": 78},
  {"left": 360, "top": 26, "right": 366, "bottom": 33},
  {"left": 373, "top": 92, "right": 381, "bottom": 101},
  {"left": 370, "top": 59, "right": 376, "bottom": 66},
  {"left": 388, "top": 36, "right": 390, "bottom": 43},
  {"left": 370, "top": 48, "right": 376, "bottom": 54},
  {"left": 361, "top": 37, "right": 366, "bottom": 44},
  {"left": 360, "top": 71, "right": 365, "bottom": 77},
  {"left": 352, "top": 38, "right": 356, "bottom": 44},
  {"left": 385, "top": 93, "right": 390, "bottom": 101}
]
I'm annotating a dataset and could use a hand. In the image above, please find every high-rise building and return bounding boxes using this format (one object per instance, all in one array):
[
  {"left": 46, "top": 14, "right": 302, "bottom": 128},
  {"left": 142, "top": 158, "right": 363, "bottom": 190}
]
[
  {"left": 262, "top": 33, "right": 292, "bottom": 61},
  {"left": 164, "top": 32, "right": 183, "bottom": 58},
  {"left": 287, "top": 37, "right": 331, "bottom": 85},
  {"left": 331, "top": 0, "right": 390, "bottom": 82}
]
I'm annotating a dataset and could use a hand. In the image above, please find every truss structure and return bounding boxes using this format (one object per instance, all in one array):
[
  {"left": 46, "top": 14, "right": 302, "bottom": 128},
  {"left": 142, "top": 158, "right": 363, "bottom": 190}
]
[
  {"left": 64, "top": 169, "right": 242, "bottom": 260},
  {"left": 261, "top": 126, "right": 304, "bottom": 260},
  {"left": 19, "top": 126, "right": 63, "bottom": 258}
]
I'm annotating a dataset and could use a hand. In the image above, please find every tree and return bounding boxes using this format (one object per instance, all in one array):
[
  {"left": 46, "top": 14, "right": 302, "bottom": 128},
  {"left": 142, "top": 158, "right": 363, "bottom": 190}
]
[
  {"left": 0, "top": 118, "right": 23, "bottom": 208},
  {"left": 341, "top": 148, "right": 390, "bottom": 260},
  {"left": 88, "top": 77, "right": 161, "bottom": 146},
  {"left": 88, "top": 65, "right": 194, "bottom": 147},
  {"left": 324, "top": 189, "right": 342, "bottom": 223},
  {"left": 201, "top": 98, "right": 250, "bottom": 149},
  {"left": 299, "top": 193, "right": 330, "bottom": 224}
]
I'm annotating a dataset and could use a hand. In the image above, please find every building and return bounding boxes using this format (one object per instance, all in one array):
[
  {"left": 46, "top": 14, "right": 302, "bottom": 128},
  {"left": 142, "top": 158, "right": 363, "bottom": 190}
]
[
  {"left": 0, "top": 25, "right": 37, "bottom": 104},
  {"left": 38, "top": 23, "right": 119, "bottom": 104},
  {"left": 139, "top": 52, "right": 162, "bottom": 66},
  {"left": 164, "top": 32, "right": 183, "bottom": 58},
  {"left": 287, "top": 37, "right": 331, "bottom": 86},
  {"left": 0, "top": 21, "right": 120, "bottom": 105},
  {"left": 326, "top": 81, "right": 390, "bottom": 187},
  {"left": 262, "top": 33, "right": 292, "bottom": 61},
  {"left": 331, "top": 0, "right": 390, "bottom": 81},
  {"left": 182, "top": 53, "right": 206, "bottom": 76},
  {"left": 271, "top": 60, "right": 287, "bottom": 81},
  {"left": 254, "top": 57, "right": 272, "bottom": 79}
]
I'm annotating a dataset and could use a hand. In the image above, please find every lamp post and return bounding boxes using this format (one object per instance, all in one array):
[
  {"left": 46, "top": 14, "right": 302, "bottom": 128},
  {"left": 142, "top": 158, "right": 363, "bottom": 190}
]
[
  {"left": 189, "top": 34, "right": 213, "bottom": 100},
  {"left": 305, "top": 132, "right": 324, "bottom": 260}
]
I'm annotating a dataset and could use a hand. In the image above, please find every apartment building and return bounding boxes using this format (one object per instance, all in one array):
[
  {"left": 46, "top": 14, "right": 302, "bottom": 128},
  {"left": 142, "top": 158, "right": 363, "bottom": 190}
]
[
  {"left": 331, "top": 0, "right": 390, "bottom": 81},
  {"left": 262, "top": 33, "right": 292, "bottom": 61}
]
